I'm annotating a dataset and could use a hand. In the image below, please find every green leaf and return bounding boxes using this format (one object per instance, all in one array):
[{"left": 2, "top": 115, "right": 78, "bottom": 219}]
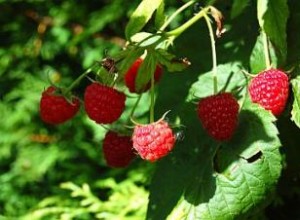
[
  {"left": 147, "top": 103, "right": 215, "bottom": 220},
  {"left": 155, "top": 1, "right": 166, "bottom": 29},
  {"left": 231, "top": 0, "right": 250, "bottom": 19},
  {"left": 257, "top": 0, "right": 289, "bottom": 64},
  {"left": 291, "top": 76, "right": 300, "bottom": 128},
  {"left": 148, "top": 98, "right": 282, "bottom": 219},
  {"left": 250, "top": 32, "right": 278, "bottom": 73},
  {"left": 125, "top": 0, "right": 163, "bottom": 40},
  {"left": 118, "top": 47, "right": 144, "bottom": 78},
  {"left": 154, "top": 49, "right": 190, "bottom": 72},
  {"left": 183, "top": 102, "right": 282, "bottom": 219},
  {"left": 135, "top": 52, "right": 158, "bottom": 92},
  {"left": 130, "top": 32, "right": 163, "bottom": 47},
  {"left": 189, "top": 62, "right": 247, "bottom": 98}
]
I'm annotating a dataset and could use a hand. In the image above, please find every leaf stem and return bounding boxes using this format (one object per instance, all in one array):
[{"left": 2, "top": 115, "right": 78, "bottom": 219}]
[
  {"left": 64, "top": 64, "right": 97, "bottom": 95},
  {"left": 159, "top": 0, "right": 195, "bottom": 31},
  {"left": 204, "top": 13, "right": 218, "bottom": 94},
  {"left": 150, "top": 69, "right": 155, "bottom": 123},
  {"left": 129, "top": 94, "right": 142, "bottom": 119},
  {"left": 166, "top": 7, "right": 209, "bottom": 38},
  {"left": 262, "top": 31, "right": 271, "bottom": 69}
]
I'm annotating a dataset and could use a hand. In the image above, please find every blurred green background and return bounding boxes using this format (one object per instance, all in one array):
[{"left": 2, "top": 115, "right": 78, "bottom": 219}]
[{"left": 0, "top": 0, "right": 153, "bottom": 219}]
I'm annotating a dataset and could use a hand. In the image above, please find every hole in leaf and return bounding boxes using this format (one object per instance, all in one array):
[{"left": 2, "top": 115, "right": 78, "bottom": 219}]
[
  {"left": 240, "top": 150, "right": 263, "bottom": 163},
  {"left": 212, "top": 147, "right": 221, "bottom": 173}
]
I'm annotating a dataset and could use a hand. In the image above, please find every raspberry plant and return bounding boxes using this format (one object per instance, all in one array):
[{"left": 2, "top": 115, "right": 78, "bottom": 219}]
[{"left": 1, "top": 0, "right": 300, "bottom": 219}]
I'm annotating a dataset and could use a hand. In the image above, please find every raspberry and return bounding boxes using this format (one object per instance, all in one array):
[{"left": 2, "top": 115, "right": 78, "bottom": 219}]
[
  {"left": 103, "top": 131, "right": 135, "bottom": 168},
  {"left": 197, "top": 93, "right": 239, "bottom": 141},
  {"left": 84, "top": 83, "right": 126, "bottom": 124},
  {"left": 132, "top": 120, "right": 176, "bottom": 162},
  {"left": 124, "top": 58, "right": 163, "bottom": 93},
  {"left": 248, "top": 68, "right": 289, "bottom": 116},
  {"left": 40, "top": 86, "right": 80, "bottom": 125}
]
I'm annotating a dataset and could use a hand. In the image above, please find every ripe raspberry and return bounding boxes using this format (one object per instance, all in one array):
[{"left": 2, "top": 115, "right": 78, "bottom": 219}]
[
  {"left": 132, "top": 120, "right": 175, "bottom": 162},
  {"left": 197, "top": 93, "right": 239, "bottom": 141},
  {"left": 84, "top": 83, "right": 126, "bottom": 124},
  {"left": 248, "top": 68, "right": 289, "bottom": 116},
  {"left": 124, "top": 58, "right": 163, "bottom": 93},
  {"left": 103, "top": 131, "right": 135, "bottom": 168},
  {"left": 40, "top": 86, "right": 80, "bottom": 125}
]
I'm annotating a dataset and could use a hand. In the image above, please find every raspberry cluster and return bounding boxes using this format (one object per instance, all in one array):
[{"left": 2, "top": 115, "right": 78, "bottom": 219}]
[
  {"left": 38, "top": 57, "right": 290, "bottom": 167},
  {"left": 39, "top": 58, "right": 176, "bottom": 167}
]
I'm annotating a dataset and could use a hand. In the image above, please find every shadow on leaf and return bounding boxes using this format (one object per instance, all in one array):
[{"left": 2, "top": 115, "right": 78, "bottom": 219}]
[{"left": 214, "top": 109, "right": 275, "bottom": 174}]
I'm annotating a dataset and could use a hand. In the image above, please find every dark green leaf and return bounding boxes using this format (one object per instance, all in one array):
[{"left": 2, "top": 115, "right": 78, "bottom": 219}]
[
  {"left": 125, "top": 0, "right": 163, "bottom": 39},
  {"left": 257, "top": 0, "right": 289, "bottom": 64},
  {"left": 231, "top": 0, "right": 250, "bottom": 19},
  {"left": 154, "top": 49, "right": 190, "bottom": 72},
  {"left": 286, "top": 0, "right": 300, "bottom": 63}
]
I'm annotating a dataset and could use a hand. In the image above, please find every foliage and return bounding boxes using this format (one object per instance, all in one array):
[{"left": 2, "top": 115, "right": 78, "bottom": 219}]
[{"left": 0, "top": 0, "right": 300, "bottom": 220}]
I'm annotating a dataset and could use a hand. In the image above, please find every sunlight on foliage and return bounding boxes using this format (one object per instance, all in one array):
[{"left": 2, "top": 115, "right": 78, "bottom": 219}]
[{"left": 0, "top": 0, "right": 300, "bottom": 219}]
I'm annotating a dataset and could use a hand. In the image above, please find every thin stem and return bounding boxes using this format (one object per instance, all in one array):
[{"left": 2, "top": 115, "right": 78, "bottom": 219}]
[
  {"left": 129, "top": 94, "right": 142, "bottom": 119},
  {"left": 166, "top": 7, "right": 209, "bottom": 38},
  {"left": 204, "top": 13, "right": 218, "bottom": 94},
  {"left": 64, "top": 64, "right": 97, "bottom": 95},
  {"left": 160, "top": 0, "right": 195, "bottom": 31},
  {"left": 150, "top": 70, "right": 155, "bottom": 123},
  {"left": 262, "top": 31, "right": 271, "bottom": 69}
]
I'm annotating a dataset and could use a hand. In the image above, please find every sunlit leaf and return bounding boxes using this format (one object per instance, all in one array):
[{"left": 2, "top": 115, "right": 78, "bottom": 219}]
[
  {"left": 291, "top": 76, "right": 300, "bottom": 128},
  {"left": 125, "top": 0, "right": 163, "bottom": 39},
  {"left": 135, "top": 52, "right": 158, "bottom": 92},
  {"left": 257, "top": 0, "right": 289, "bottom": 64},
  {"left": 250, "top": 32, "right": 278, "bottom": 73}
]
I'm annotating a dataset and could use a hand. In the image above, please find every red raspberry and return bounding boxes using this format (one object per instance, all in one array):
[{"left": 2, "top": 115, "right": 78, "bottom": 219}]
[
  {"left": 248, "top": 68, "right": 289, "bottom": 116},
  {"left": 84, "top": 83, "right": 126, "bottom": 124},
  {"left": 103, "top": 131, "right": 135, "bottom": 168},
  {"left": 40, "top": 86, "right": 80, "bottom": 125},
  {"left": 124, "top": 58, "right": 163, "bottom": 93},
  {"left": 132, "top": 120, "right": 176, "bottom": 162},
  {"left": 197, "top": 93, "right": 239, "bottom": 141}
]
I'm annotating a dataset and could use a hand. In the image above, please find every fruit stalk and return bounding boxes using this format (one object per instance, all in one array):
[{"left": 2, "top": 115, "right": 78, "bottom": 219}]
[
  {"left": 159, "top": 0, "right": 195, "bottom": 31},
  {"left": 166, "top": 7, "right": 209, "bottom": 38},
  {"left": 150, "top": 67, "right": 155, "bottom": 123},
  {"left": 262, "top": 31, "right": 271, "bottom": 69},
  {"left": 64, "top": 64, "right": 97, "bottom": 95},
  {"left": 129, "top": 94, "right": 143, "bottom": 119},
  {"left": 204, "top": 13, "right": 218, "bottom": 94}
]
